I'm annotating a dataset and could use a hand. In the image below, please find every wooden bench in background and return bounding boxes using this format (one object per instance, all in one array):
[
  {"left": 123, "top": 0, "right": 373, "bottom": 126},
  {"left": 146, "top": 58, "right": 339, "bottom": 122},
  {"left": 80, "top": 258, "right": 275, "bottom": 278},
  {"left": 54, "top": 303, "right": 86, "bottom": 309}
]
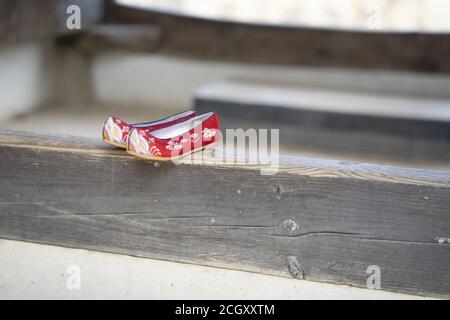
[{"left": 195, "top": 80, "right": 450, "bottom": 164}]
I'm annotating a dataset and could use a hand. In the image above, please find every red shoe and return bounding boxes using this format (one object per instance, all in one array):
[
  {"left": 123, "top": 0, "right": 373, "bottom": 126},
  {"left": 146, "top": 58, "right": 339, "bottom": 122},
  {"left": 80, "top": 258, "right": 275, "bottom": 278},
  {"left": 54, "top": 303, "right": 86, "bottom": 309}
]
[
  {"left": 127, "top": 112, "right": 220, "bottom": 161},
  {"left": 102, "top": 110, "right": 196, "bottom": 148}
]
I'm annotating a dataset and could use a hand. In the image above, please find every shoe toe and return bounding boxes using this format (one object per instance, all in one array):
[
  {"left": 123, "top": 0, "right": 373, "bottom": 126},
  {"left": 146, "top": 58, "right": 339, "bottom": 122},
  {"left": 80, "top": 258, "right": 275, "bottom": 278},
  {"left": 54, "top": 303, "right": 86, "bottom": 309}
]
[
  {"left": 128, "top": 129, "right": 149, "bottom": 155},
  {"left": 103, "top": 117, "right": 125, "bottom": 145}
]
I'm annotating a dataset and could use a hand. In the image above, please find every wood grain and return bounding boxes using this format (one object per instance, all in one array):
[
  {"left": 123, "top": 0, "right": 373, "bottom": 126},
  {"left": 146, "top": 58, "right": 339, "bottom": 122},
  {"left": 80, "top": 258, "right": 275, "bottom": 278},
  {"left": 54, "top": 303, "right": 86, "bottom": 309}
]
[{"left": 0, "top": 130, "right": 449, "bottom": 297}]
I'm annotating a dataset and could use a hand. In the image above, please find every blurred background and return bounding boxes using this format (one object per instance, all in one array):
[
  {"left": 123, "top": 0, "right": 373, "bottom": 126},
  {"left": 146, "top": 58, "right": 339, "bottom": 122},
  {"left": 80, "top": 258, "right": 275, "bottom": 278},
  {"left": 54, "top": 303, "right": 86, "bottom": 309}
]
[
  {"left": 1, "top": 0, "right": 449, "bottom": 169},
  {"left": 119, "top": 0, "right": 450, "bottom": 31}
]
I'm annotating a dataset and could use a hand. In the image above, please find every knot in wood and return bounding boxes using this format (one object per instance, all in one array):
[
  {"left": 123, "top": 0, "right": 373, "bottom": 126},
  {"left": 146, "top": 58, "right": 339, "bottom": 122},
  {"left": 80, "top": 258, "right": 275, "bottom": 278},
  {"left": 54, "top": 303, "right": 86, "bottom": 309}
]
[{"left": 283, "top": 219, "right": 299, "bottom": 233}]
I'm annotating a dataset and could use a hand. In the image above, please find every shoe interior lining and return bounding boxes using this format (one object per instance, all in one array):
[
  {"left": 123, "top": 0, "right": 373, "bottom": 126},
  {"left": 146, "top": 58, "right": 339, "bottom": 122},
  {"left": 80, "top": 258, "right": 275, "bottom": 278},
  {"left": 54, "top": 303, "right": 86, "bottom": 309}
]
[
  {"left": 132, "top": 110, "right": 195, "bottom": 128},
  {"left": 150, "top": 112, "right": 214, "bottom": 139}
]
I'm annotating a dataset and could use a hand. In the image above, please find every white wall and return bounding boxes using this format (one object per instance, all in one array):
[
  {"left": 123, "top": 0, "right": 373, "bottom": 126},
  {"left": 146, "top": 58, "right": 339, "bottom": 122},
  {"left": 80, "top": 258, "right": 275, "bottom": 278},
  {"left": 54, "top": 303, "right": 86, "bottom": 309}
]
[
  {"left": 0, "top": 43, "right": 50, "bottom": 120},
  {"left": 92, "top": 53, "right": 450, "bottom": 111},
  {"left": 0, "top": 239, "right": 428, "bottom": 299}
]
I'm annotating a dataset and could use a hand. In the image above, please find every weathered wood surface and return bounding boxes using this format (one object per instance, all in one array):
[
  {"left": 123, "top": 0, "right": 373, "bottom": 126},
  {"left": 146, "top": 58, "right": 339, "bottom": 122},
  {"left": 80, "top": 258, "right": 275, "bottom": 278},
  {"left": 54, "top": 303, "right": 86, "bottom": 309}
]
[
  {"left": 100, "top": 1, "right": 450, "bottom": 73},
  {"left": 1, "top": 130, "right": 450, "bottom": 297},
  {"left": 194, "top": 80, "right": 450, "bottom": 163}
]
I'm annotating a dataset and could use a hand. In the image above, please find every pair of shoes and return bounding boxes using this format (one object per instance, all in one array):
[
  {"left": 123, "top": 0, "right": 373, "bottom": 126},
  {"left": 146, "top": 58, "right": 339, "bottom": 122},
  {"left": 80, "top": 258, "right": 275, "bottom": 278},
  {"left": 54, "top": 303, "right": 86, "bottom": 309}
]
[
  {"left": 102, "top": 110, "right": 196, "bottom": 148},
  {"left": 102, "top": 110, "right": 220, "bottom": 161}
]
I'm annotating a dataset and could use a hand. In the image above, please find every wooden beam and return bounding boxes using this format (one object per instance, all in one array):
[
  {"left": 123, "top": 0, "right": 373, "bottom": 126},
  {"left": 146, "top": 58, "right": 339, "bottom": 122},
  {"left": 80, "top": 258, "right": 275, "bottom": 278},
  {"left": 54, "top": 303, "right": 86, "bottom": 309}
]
[
  {"left": 1, "top": 130, "right": 450, "bottom": 297},
  {"left": 194, "top": 80, "right": 450, "bottom": 163},
  {"left": 100, "top": 1, "right": 450, "bottom": 74},
  {"left": 75, "top": 24, "right": 161, "bottom": 52}
]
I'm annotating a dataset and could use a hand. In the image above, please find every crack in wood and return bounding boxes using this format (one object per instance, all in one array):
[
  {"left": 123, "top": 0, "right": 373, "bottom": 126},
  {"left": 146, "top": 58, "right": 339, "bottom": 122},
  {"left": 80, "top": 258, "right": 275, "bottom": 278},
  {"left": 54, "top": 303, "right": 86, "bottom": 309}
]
[{"left": 270, "top": 231, "right": 447, "bottom": 245}]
